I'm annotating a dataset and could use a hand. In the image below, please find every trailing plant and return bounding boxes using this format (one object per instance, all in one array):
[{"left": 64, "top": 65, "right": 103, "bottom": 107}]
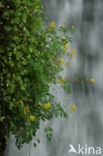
[{"left": 0, "top": 0, "right": 78, "bottom": 154}]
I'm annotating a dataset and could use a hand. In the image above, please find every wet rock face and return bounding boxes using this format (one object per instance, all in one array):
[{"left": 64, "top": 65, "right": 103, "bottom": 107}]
[{"left": 42, "top": 1, "right": 103, "bottom": 155}]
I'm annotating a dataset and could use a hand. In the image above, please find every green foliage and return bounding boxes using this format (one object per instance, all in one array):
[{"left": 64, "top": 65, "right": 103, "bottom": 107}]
[
  {"left": 44, "top": 127, "right": 53, "bottom": 141},
  {"left": 0, "top": 0, "right": 76, "bottom": 151}
]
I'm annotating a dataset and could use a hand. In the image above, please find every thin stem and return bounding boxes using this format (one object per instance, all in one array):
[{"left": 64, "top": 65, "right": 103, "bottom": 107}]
[
  {"left": 56, "top": 84, "right": 64, "bottom": 107},
  {"left": 29, "top": 142, "right": 31, "bottom": 156}
]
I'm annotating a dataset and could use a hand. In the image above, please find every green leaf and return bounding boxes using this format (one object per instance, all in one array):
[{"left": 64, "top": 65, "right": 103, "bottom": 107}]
[
  {"left": 22, "top": 14, "right": 27, "bottom": 23},
  {"left": 37, "top": 138, "right": 40, "bottom": 143},
  {"left": 33, "top": 143, "right": 37, "bottom": 148},
  {"left": 4, "top": 26, "right": 12, "bottom": 31}
]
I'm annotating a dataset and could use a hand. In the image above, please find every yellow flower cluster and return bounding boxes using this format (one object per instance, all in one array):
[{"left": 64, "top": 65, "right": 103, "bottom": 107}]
[
  {"left": 49, "top": 22, "right": 55, "bottom": 29},
  {"left": 89, "top": 78, "right": 95, "bottom": 83},
  {"left": 64, "top": 43, "right": 68, "bottom": 52},
  {"left": 58, "top": 78, "right": 66, "bottom": 84},
  {"left": 58, "top": 58, "right": 64, "bottom": 64},
  {"left": 44, "top": 103, "right": 51, "bottom": 110},
  {"left": 24, "top": 105, "right": 30, "bottom": 115},
  {"left": 70, "top": 105, "right": 76, "bottom": 112},
  {"left": 16, "top": 101, "right": 36, "bottom": 122},
  {"left": 28, "top": 115, "right": 36, "bottom": 122}
]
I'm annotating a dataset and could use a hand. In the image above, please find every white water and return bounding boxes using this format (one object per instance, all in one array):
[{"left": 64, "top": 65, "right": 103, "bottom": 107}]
[{"left": 5, "top": 0, "right": 103, "bottom": 156}]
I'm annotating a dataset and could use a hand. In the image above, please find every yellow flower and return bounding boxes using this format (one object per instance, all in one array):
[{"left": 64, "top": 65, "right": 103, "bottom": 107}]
[
  {"left": 49, "top": 22, "right": 55, "bottom": 29},
  {"left": 62, "top": 78, "right": 66, "bottom": 81},
  {"left": 71, "top": 105, "right": 76, "bottom": 111},
  {"left": 28, "top": 115, "right": 36, "bottom": 122},
  {"left": 58, "top": 78, "right": 66, "bottom": 84},
  {"left": 44, "top": 103, "right": 51, "bottom": 110},
  {"left": 24, "top": 105, "right": 30, "bottom": 115},
  {"left": 71, "top": 25, "right": 75, "bottom": 29},
  {"left": 55, "top": 65, "right": 58, "bottom": 68},
  {"left": 58, "top": 58, "right": 64, "bottom": 64},
  {"left": 64, "top": 43, "right": 68, "bottom": 49},
  {"left": 25, "top": 105, "right": 30, "bottom": 112},
  {"left": 64, "top": 43, "right": 68, "bottom": 52},
  {"left": 58, "top": 79, "right": 63, "bottom": 84},
  {"left": 61, "top": 58, "right": 64, "bottom": 63},
  {"left": 16, "top": 100, "right": 23, "bottom": 106},
  {"left": 19, "top": 100, "right": 23, "bottom": 104},
  {"left": 72, "top": 49, "right": 76, "bottom": 55},
  {"left": 89, "top": 78, "right": 95, "bottom": 83}
]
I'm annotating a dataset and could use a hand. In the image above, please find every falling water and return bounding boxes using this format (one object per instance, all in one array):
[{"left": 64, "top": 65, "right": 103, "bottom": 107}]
[{"left": 5, "top": 0, "right": 103, "bottom": 156}]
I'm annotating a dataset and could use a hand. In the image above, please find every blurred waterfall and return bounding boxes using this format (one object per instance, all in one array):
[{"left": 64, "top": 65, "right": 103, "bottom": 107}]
[{"left": 5, "top": 0, "right": 103, "bottom": 156}]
